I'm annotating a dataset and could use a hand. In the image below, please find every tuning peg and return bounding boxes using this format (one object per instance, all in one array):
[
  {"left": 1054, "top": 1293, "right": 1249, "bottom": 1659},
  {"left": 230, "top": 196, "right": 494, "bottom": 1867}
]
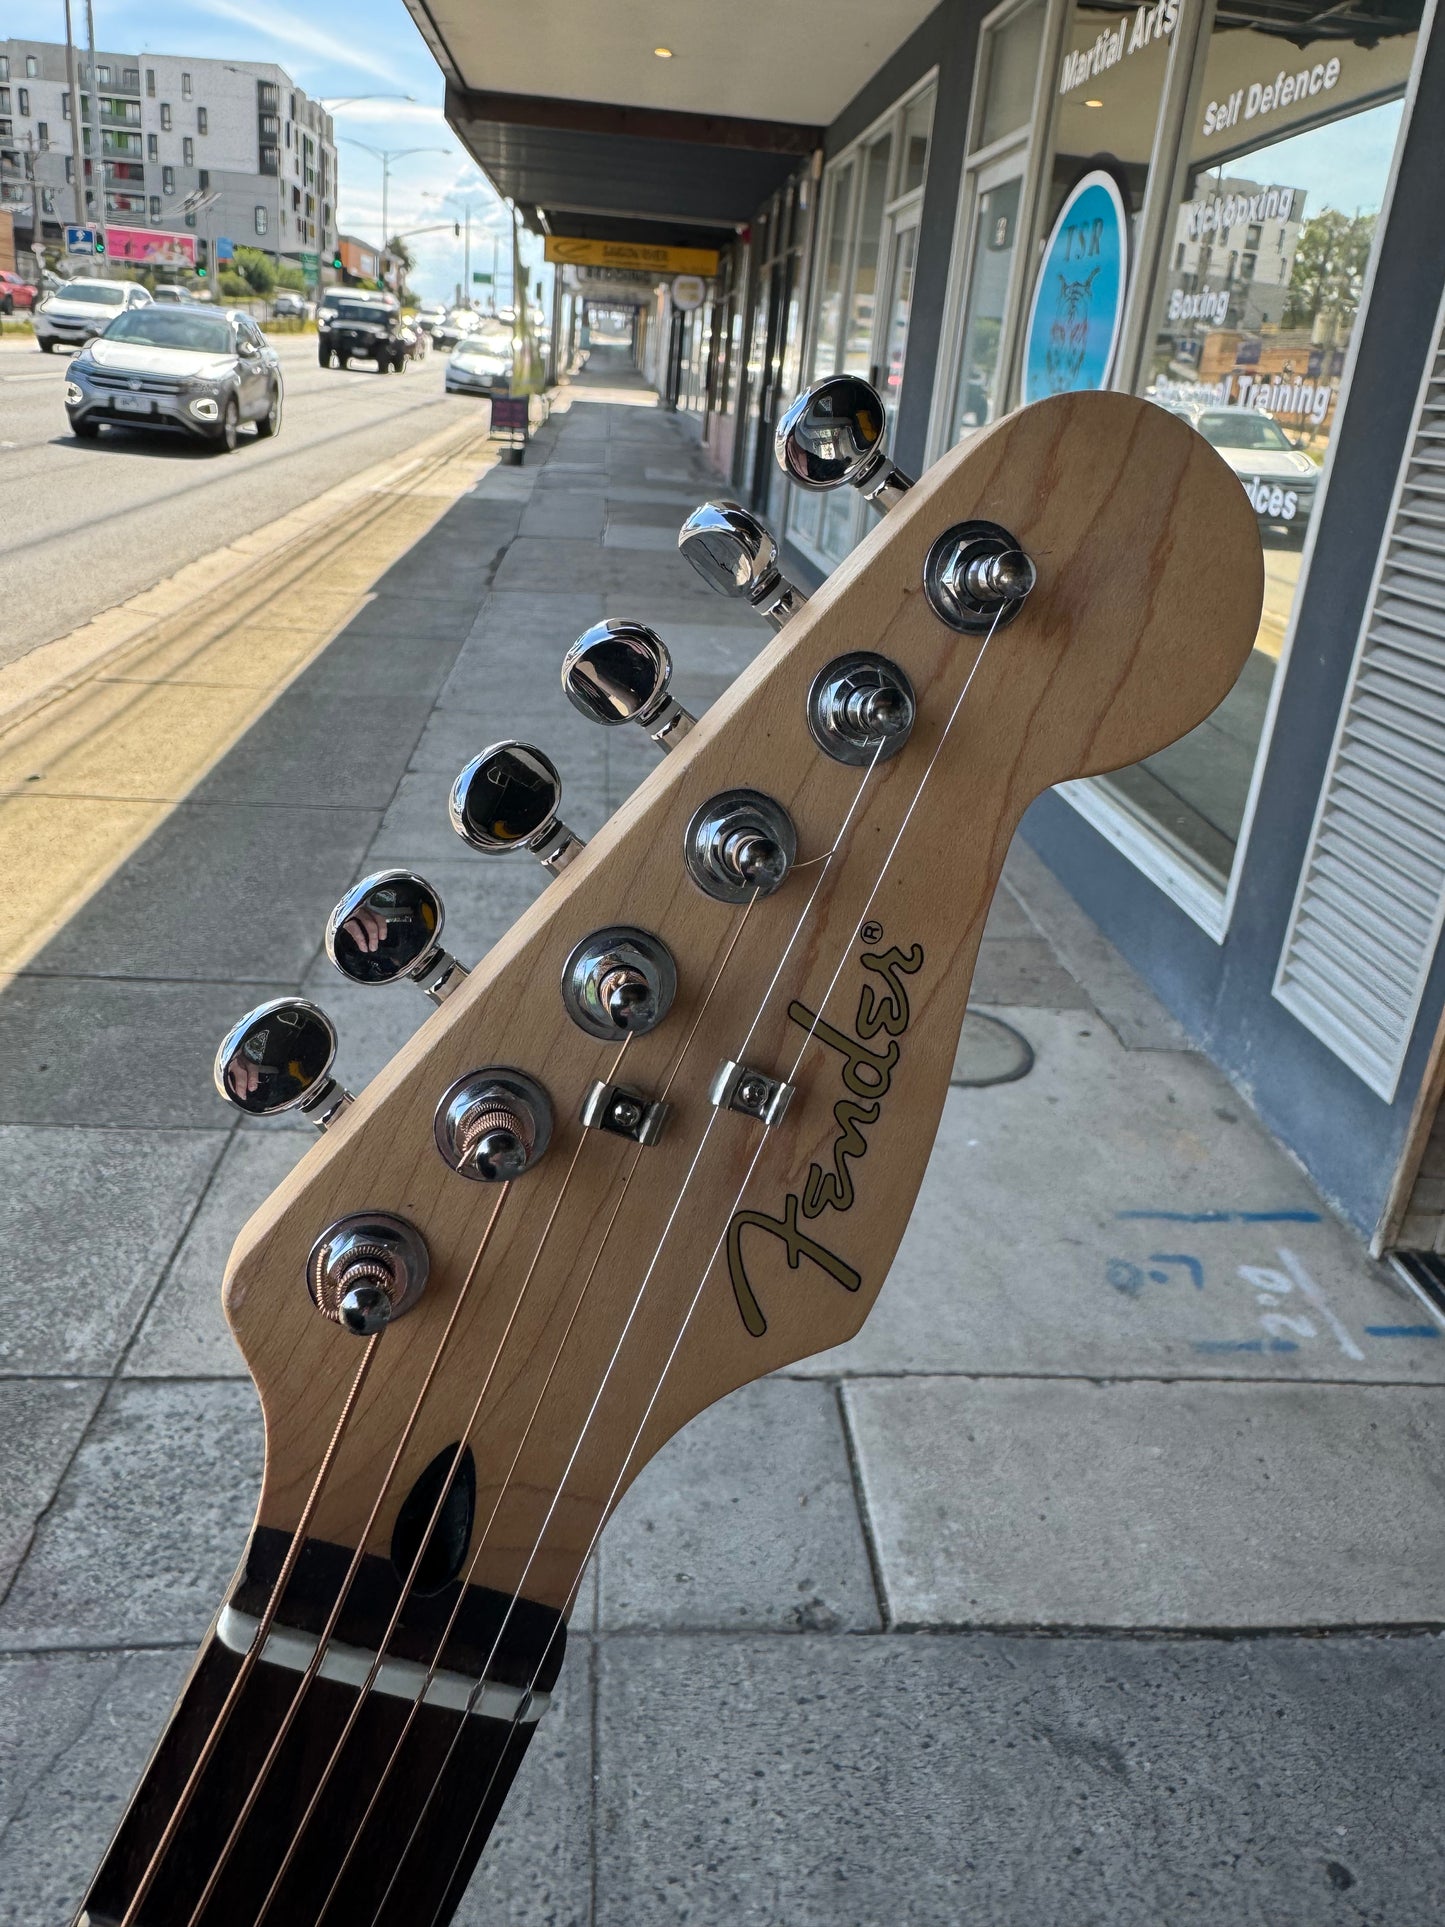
[
  {"left": 923, "top": 519, "right": 1037, "bottom": 634},
  {"left": 561, "top": 620, "right": 695, "bottom": 751},
  {"left": 774, "top": 375, "right": 913, "bottom": 512},
  {"left": 214, "top": 997, "right": 352, "bottom": 1129},
  {"left": 449, "top": 741, "right": 584, "bottom": 874},
  {"left": 326, "top": 869, "right": 468, "bottom": 1003},
  {"left": 677, "top": 501, "right": 807, "bottom": 629}
]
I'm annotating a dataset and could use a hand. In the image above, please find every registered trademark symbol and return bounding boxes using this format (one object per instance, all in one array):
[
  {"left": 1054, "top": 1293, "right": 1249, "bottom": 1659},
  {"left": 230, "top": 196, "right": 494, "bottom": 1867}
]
[{"left": 860, "top": 920, "right": 884, "bottom": 945}]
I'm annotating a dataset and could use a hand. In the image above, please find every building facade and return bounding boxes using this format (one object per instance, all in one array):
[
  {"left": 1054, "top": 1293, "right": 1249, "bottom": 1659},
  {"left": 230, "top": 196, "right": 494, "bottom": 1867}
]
[
  {"left": 423, "top": 0, "right": 1443, "bottom": 1266},
  {"left": 0, "top": 39, "right": 336, "bottom": 271}
]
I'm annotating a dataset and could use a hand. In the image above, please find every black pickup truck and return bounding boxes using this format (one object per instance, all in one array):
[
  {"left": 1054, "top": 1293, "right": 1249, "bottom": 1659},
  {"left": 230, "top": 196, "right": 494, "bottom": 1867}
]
[{"left": 317, "top": 293, "right": 407, "bottom": 373}]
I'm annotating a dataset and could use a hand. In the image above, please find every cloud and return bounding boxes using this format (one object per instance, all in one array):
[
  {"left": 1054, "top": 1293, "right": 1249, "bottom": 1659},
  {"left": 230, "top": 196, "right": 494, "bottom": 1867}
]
[{"left": 189, "top": 0, "right": 399, "bottom": 85}]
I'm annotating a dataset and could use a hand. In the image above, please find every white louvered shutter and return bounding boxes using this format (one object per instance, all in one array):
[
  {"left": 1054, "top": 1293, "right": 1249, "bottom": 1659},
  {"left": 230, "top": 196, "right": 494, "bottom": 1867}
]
[{"left": 1275, "top": 299, "right": 1445, "bottom": 1101}]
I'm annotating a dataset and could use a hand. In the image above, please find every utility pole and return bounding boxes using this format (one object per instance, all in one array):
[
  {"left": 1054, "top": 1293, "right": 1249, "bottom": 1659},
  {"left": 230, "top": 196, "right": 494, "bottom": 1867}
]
[
  {"left": 62, "top": 0, "right": 85, "bottom": 227},
  {"left": 84, "top": 0, "right": 105, "bottom": 267}
]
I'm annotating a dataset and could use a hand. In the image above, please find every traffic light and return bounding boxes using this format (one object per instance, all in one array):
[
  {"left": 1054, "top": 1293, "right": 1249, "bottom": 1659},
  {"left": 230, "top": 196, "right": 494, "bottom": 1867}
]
[
  {"left": 331, "top": 252, "right": 342, "bottom": 271},
  {"left": 93, "top": 229, "right": 106, "bottom": 257},
  {"left": 454, "top": 223, "right": 460, "bottom": 238}
]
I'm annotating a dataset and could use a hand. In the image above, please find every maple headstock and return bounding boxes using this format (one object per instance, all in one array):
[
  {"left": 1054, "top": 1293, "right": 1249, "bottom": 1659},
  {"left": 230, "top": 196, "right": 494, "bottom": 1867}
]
[{"left": 217, "top": 388, "right": 1262, "bottom": 1616}]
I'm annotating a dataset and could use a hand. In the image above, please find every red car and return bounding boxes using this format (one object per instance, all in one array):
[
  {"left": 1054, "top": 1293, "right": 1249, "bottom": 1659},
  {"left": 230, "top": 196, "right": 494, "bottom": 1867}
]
[{"left": 0, "top": 270, "right": 38, "bottom": 314}]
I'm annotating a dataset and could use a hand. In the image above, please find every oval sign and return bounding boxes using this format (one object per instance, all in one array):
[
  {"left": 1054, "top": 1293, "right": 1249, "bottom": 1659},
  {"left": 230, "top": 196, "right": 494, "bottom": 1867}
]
[
  {"left": 671, "top": 273, "right": 708, "bottom": 313},
  {"left": 1022, "top": 169, "right": 1128, "bottom": 405}
]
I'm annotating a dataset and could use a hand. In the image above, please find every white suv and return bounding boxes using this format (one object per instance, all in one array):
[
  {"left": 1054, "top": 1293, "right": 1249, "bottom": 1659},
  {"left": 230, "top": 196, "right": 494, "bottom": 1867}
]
[{"left": 34, "top": 278, "right": 152, "bottom": 353}]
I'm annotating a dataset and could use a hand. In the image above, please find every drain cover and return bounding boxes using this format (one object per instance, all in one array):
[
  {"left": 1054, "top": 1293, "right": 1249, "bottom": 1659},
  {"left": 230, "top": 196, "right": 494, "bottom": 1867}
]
[{"left": 951, "top": 1009, "right": 1034, "bottom": 1088}]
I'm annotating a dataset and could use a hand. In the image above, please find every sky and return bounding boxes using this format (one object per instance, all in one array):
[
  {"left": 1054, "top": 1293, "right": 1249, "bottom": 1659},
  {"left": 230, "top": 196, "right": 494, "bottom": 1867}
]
[{"left": 16, "top": 0, "right": 534, "bottom": 303}]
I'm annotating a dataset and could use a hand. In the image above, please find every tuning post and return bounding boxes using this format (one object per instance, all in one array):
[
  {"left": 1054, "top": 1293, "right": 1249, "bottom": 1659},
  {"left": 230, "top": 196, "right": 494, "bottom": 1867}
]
[
  {"left": 561, "top": 620, "right": 695, "bottom": 751},
  {"left": 307, "top": 1213, "right": 429, "bottom": 1335},
  {"left": 808, "top": 653, "right": 916, "bottom": 766},
  {"left": 214, "top": 998, "right": 353, "bottom": 1129},
  {"left": 562, "top": 926, "right": 677, "bottom": 1038},
  {"left": 326, "top": 870, "right": 468, "bottom": 1003},
  {"left": 685, "top": 790, "right": 797, "bottom": 903},
  {"left": 580, "top": 1079, "right": 671, "bottom": 1146},
  {"left": 449, "top": 742, "right": 584, "bottom": 874},
  {"left": 435, "top": 1069, "right": 553, "bottom": 1182},
  {"left": 924, "top": 520, "right": 1037, "bottom": 634},
  {"left": 677, "top": 501, "right": 807, "bottom": 629},
  {"left": 775, "top": 375, "right": 913, "bottom": 513},
  {"left": 710, "top": 1060, "right": 796, "bottom": 1128}
]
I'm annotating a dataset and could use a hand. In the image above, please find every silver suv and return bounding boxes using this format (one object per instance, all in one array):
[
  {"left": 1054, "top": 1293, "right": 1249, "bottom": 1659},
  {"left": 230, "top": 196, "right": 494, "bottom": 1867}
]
[{"left": 34, "top": 277, "right": 151, "bottom": 352}]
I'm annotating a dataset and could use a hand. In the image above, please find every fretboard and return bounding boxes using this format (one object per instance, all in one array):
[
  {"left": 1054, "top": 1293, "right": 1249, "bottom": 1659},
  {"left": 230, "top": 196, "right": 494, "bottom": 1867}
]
[{"left": 76, "top": 1532, "right": 565, "bottom": 1927}]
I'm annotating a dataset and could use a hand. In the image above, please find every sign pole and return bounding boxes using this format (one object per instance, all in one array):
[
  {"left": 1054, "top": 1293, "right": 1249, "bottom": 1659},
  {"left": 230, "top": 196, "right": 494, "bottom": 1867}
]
[
  {"left": 62, "top": 0, "right": 85, "bottom": 228},
  {"left": 84, "top": 0, "right": 105, "bottom": 273}
]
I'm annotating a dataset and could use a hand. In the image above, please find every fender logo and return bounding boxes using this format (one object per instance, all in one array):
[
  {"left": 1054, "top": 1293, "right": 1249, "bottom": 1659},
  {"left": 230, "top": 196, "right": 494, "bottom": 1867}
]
[{"left": 726, "top": 942, "right": 923, "bottom": 1336}]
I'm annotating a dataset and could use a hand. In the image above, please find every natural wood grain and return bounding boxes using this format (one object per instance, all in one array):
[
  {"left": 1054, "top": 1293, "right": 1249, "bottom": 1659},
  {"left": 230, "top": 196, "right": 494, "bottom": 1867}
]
[{"left": 221, "top": 390, "right": 1263, "bottom": 1613}]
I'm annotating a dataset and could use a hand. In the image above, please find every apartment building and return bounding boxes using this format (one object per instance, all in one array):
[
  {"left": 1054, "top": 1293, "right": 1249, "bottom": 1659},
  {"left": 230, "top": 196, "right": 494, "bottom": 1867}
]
[{"left": 0, "top": 39, "right": 337, "bottom": 270}]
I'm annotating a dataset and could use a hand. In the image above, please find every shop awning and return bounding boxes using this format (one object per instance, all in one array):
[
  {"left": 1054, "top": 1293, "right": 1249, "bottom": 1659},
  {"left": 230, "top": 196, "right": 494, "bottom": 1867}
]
[{"left": 402, "top": 0, "right": 940, "bottom": 245}]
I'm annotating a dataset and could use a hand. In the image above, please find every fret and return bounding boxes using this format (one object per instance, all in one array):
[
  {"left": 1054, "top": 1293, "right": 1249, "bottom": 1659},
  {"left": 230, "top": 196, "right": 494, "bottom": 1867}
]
[{"left": 76, "top": 1539, "right": 565, "bottom": 1927}]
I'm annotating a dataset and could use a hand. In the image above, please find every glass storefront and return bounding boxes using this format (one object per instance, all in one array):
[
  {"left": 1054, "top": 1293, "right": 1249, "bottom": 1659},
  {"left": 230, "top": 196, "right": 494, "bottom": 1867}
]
[{"left": 925, "top": 0, "right": 1423, "bottom": 912}]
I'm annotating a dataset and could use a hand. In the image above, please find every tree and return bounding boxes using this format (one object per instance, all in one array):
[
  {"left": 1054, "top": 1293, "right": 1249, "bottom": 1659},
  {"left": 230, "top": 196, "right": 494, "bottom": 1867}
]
[
  {"left": 232, "top": 246, "right": 276, "bottom": 298},
  {"left": 1284, "top": 209, "right": 1375, "bottom": 347},
  {"left": 384, "top": 234, "right": 417, "bottom": 304}
]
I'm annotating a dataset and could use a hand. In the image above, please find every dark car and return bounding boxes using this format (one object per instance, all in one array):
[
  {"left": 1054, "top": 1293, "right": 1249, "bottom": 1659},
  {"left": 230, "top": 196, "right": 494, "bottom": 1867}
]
[
  {"left": 63, "top": 305, "right": 283, "bottom": 451},
  {"left": 318, "top": 294, "right": 407, "bottom": 373}
]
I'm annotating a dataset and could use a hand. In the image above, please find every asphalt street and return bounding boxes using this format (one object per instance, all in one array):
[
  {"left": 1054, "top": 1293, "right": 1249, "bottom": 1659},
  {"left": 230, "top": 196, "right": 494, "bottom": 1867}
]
[{"left": 0, "top": 333, "right": 478, "bottom": 666}]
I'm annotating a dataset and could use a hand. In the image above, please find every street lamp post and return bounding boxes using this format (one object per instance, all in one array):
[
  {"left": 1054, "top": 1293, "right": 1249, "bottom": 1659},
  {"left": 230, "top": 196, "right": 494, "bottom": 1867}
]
[
  {"left": 313, "top": 96, "right": 415, "bottom": 295},
  {"left": 429, "top": 193, "right": 496, "bottom": 309},
  {"left": 340, "top": 138, "right": 448, "bottom": 285}
]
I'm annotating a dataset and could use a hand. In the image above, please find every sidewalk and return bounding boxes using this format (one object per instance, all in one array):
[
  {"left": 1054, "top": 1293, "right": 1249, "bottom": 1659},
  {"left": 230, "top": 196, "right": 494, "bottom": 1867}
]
[{"left": 0, "top": 348, "right": 1440, "bottom": 1925}]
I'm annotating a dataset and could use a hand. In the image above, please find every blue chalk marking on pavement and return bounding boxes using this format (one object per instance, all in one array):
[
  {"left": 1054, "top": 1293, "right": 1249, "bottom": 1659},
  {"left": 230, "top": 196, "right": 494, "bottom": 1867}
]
[
  {"left": 1190, "top": 1338, "right": 1300, "bottom": 1354},
  {"left": 1116, "top": 1208, "right": 1322, "bottom": 1224},
  {"left": 1149, "top": 1254, "right": 1204, "bottom": 1289},
  {"left": 1364, "top": 1324, "right": 1441, "bottom": 1340}
]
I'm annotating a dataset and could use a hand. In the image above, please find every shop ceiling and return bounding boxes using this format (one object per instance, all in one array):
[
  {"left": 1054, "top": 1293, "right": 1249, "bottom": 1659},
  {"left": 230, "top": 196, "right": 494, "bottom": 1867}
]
[{"left": 402, "top": 0, "right": 939, "bottom": 246}]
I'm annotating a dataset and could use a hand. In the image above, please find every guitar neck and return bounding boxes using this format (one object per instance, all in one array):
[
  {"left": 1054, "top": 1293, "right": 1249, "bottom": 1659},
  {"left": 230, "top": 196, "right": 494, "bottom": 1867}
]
[{"left": 78, "top": 1533, "right": 565, "bottom": 1927}]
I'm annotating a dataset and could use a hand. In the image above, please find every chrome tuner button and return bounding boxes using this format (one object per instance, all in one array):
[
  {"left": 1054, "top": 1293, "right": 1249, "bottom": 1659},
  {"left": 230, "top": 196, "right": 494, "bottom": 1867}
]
[
  {"left": 924, "top": 520, "right": 1037, "bottom": 635},
  {"left": 677, "top": 501, "right": 808, "bottom": 629},
  {"left": 307, "top": 1213, "right": 428, "bottom": 1335},
  {"left": 326, "top": 870, "right": 468, "bottom": 1004},
  {"left": 214, "top": 998, "right": 352, "bottom": 1129},
  {"left": 774, "top": 375, "right": 913, "bottom": 512},
  {"left": 808, "top": 653, "right": 916, "bottom": 766},
  {"left": 434, "top": 1069, "right": 553, "bottom": 1182},
  {"left": 449, "top": 741, "right": 585, "bottom": 874},
  {"left": 562, "top": 926, "right": 677, "bottom": 1039},
  {"left": 685, "top": 790, "right": 797, "bottom": 904},
  {"left": 561, "top": 620, "right": 695, "bottom": 751}
]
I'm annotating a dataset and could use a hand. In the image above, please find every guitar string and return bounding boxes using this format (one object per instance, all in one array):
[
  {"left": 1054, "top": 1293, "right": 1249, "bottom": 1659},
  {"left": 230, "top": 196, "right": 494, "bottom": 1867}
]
[
  {"left": 412, "top": 602, "right": 1011, "bottom": 1927},
  {"left": 115, "top": 1331, "right": 386, "bottom": 1927},
  {"left": 306, "top": 898, "right": 763, "bottom": 1925},
  {"left": 242, "top": 1034, "right": 634, "bottom": 1926},
  {"left": 368, "top": 723, "right": 905, "bottom": 1927},
  {"left": 169, "top": 1181, "right": 514, "bottom": 1927}
]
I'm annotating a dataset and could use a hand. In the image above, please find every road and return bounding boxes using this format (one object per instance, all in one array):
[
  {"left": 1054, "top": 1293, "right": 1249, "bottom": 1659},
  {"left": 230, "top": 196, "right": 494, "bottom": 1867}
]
[{"left": 0, "top": 333, "right": 476, "bottom": 666}]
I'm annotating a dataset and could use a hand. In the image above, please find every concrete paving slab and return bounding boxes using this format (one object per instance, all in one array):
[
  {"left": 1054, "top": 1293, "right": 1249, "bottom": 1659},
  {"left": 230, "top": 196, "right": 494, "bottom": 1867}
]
[
  {"left": 602, "top": 524, "right": 681, "bottom": 551},
  {"left": 598, "top": 1380, "right": 880, "bottom": 1633},
  {"left": 845, "top": 1375, "right": 1445, "bottom": 1628},
  {"left": 594, "top": 1630, "right": 1445, "bottom": 1927},
  {"left": 0, "top": 1647, "right": 192, "bottom": 1924},
  {"left": 28, "top": 801, "right": 379, "bottom": 984},
  {"left": 791, "top": 1011, "right": 1445, "bottom": 1383},
  {"left": 0, "top": 976, "right": 292, "bottom": 1129},
  {"left": 644, "top": 619, "right": 772, "bottom": 676},
  {"left": 189, "top": 689, "right": 433, "bottom": 809},
  {"left": 125, "top": 1132, "right": 306, "bottom": 1378},
  {"left": 968, "top": 934, "right": 1097, "bottom": 1006},
  {"left": 0, "top": 1380, "right": 262, "bottom": 1650},
  {"left": 494, "top": 537, "right": 720, "bottom": 597},
  {"left": 343, "top": 853, "right": 545, "bottom": 966},
  {"left": 520, "top": 490, "right": 606, "bottom": 540},
  {"left": 0, "top": 1126, "right": 227, "bottom": 1375},
  {"left": 0, "top": 1380, "right": 102, "bottom": 1591}
]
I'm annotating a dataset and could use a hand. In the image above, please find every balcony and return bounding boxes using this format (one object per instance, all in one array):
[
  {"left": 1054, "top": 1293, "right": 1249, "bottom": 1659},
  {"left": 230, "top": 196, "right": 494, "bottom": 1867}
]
[
  {"left": 102, "top": 135, "right": 142, "bottom": 159},
  {"left": 101, "top": 105, "right": 140, "bottom": 127}
]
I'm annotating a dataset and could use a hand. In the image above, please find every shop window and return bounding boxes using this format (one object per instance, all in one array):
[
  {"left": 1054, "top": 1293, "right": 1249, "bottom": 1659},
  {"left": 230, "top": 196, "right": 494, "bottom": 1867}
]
[
  {"left": 791, "top": 78, "right": 936, "bottom": 568},
  {"left": 1101, "top": 1, "right": 1423, "bottom": 893}
]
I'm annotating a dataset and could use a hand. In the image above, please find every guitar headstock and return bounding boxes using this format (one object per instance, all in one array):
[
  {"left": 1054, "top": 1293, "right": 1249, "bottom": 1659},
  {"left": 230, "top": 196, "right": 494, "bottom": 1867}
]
[{"left": 216, "top": 385, "right": 1262, "bottom": 1617}]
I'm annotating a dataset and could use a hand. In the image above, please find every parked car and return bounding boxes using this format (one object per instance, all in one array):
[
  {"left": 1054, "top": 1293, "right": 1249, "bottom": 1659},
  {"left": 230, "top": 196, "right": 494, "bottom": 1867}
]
[
  {"left": 0, "top": 270, "right": 38, "bottom": 314},
  {"left": 151, "top": 285, "right": 195, "bottom": 306},
  {"left": 272, "top": 291, "right": 309, "bottom": 319},
  {"left": 1191, "top": 407, "right": 1319, "bottom": 549},
  {"left": 445, "top": 319, "right": 513, "bottom": 396},
  {"left": 63, "top": 304, "right": 283, "bottom": 451},
  {"left": 317, "top": 292, "right": 407, "bottom": 372},
  {"left": 34, "top": 277, "right": 151, "bottom": 352},
  {"left": 414, "top": 303, "right": 447, "bottom": 337}
]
